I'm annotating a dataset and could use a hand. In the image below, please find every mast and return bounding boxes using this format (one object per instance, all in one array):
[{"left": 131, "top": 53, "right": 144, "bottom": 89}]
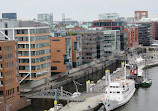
[
  {"left": 124, "top": 61, "right": 126, "bottom": 81},
  {"left": 147, "top": 59, "right": 148, "bottom": 80},
  {"left": 145, "top": 59, "right": 147, "bottom": 81}
]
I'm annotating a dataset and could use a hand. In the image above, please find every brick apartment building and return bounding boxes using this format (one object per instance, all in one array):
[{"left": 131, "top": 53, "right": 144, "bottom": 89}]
[
  {"left": 80, "top": 31, "right": 98, "bottom": 64},
  {"left": 124, "top": 27, "right": 139, "bottom": 48},
  {"left": 0, "top": 40, "right": 29, "bottom": 111}
]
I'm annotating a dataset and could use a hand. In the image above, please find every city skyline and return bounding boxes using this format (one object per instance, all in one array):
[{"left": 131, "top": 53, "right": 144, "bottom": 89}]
[{"left": 0, "top": 0, "right": 158, "bottom": 21}]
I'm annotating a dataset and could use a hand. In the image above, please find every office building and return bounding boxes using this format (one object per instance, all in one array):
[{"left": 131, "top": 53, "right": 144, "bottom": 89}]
[
  {"left": 99, "top": 13, "right": 119, "bottom": 20},
  {"left": 50, "top": 36, "right": 72, "bottom": 75},
  {"left": 38, "top": 13, "right": 53, "bottom": 24},
  {"left": 135, "top": 11, "right": 148, "bottom": 21},
  {"left": 103, "top": 30, "right": 120, "bottom": 56},
  {"left": 2, "top": 13, "right": 17, "bottom": 20}
]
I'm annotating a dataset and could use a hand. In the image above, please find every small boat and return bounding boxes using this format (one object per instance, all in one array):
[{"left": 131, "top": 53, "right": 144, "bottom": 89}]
[
  {"left": 102, "top": 62, "right": 135, "bottom": 111},
  {"left": 141, "top": 60, "right": 152, "bottom": 88},
  {"left": 141, "top": 79, "right": 152, "bottom": 88}
]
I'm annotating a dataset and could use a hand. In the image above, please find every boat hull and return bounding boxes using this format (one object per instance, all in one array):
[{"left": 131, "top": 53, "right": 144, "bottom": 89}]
[{"left": 141, "top": 81, "right": 152, "bottom": 88}]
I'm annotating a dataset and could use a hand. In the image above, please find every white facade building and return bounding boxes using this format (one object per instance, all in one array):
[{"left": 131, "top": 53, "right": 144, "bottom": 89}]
[{"left": 103, "top": 30, "right": 120, "bottom": 57}]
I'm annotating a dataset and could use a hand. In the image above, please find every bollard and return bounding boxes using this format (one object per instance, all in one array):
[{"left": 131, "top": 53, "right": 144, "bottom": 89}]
[
  {"left": 61, "top": 86, "right": 63, "bottom": 97},
  {"left": 121, "top": 62, "right": 125, "bottom": 70},
  {"left": 54, "top": 100, "right": 57, "bottom": 111},
  {"left": 86, "top": 80, "right": 90, "bottom": 93}
]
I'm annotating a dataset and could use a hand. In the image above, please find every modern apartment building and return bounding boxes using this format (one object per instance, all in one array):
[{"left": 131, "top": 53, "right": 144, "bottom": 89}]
[
  {"left": 138, "top": 25, "right": 150, "bottom": 46},
  {"left": 2, "top": 13, "right": 17, "bottom": 20},
  {"left": 0, "top": 27, "right": 51, "bottom": 80},
  {"left": 92, "top": 20, "right": 125, "bottom": 50},
  {"left": 135, "top": 11, "right": 148, "bottom": 21},
  {"left": 124, "top": 27, "right": 139, "bottom": 48},
  {"left": 71, "top": 36, "right": 82, "bottom": 68},
  {"left": 80, "top": 31, "right": 97, "bottom": 64},
  {"left": 50, "top": 37, "right": 72, "bottom": 75},
  {"left": 134, "top": 22, "right": 158, "bottom": 40},
  {"left": 95, "top": 32, "right": 104, "bottom": 58},
  {"left": 103, "top": 30, "right": 120, "bottom": 57}
]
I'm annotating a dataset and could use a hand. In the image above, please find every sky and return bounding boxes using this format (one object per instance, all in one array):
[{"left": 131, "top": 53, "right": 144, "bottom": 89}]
[{"left": 0, "top": 0, "right": 158, "bottom": 21}]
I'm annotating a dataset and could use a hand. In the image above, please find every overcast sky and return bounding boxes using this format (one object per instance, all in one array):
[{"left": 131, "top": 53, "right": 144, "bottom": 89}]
[{"left": 0, "top": 0, "right": 158, "bottom": 21}]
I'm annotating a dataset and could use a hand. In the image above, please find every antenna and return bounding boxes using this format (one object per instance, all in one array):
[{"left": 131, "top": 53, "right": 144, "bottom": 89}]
[
  {"left": 124, "top": 61, "right": 126, "bottom": 81},
  {"left": 62, "top": 13, "right": 65, "bottom": 25}
]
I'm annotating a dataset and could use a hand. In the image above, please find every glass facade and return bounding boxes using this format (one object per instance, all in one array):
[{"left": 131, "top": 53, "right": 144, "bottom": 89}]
[{"left": 15, "top": 28, "right": 51, "bottom": 80}]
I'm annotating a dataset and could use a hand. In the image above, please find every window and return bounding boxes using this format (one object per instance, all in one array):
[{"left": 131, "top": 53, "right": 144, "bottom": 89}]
[
  {"left": 57, "top": 50, "right": 60, "bottom": 52},
  {"left": 0, "top": 81, "right": 3, "bottom": 86},
  {"left": 0, "top": 56, "right": 2, "bottom": 61},
  {"left": 0, "top": 72, "right": 2, "bottom": 78},
  {"left": 74, "top": 42, "right": 77, "bottom": 50},
  {"left": 17, "top": 86, "right": 19, "bottom": 92},
  {"left": 0, "top": 64, "right": 2, "bottom": 69},
  {"left": 53, "top": 61, "right": 61, "bottom": 63},
  {"left": 0, "top": 91, "right": 3, "bottom": 96},
  {"left": 51, "top": 66, "right": 57, "bottom": 70},
  {"left": 52, "top": 39, "right": 60, "bottom": 41},
  {"left": 5, "top": 23, "right": 8, "bottom": 28}
]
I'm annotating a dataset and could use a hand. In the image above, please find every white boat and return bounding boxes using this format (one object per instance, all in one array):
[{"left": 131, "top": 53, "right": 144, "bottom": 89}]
[{"left": 102, "top": 63, "right": 135, "bottom": 111}]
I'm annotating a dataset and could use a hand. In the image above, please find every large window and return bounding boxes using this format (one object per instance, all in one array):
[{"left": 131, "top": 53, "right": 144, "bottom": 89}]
[
  {"left": 51, "top": 66, "right": 57, "bottom": 70},
  {"left": 100, "top": 22, "right": 111, "bottom": 26}
]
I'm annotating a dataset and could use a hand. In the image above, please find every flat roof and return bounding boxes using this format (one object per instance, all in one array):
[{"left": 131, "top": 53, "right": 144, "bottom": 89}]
[{"left": 0, "top": 26, "right": 49, "bottom": 30}]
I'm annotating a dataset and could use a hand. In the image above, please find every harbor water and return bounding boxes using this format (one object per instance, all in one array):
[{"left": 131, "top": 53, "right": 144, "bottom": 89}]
[{"left": 20, "top": 62, "right": 158, "bottom": 111}]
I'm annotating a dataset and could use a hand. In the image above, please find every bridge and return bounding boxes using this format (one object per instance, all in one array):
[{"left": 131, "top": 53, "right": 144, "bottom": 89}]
[{"left": 28, "top": 88, "right": 84, "bottom": 102}]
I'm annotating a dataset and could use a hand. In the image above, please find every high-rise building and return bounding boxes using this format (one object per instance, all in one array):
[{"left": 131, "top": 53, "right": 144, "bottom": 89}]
[
  {"left": 103, "top": 30, "right": 120, "bottom": 56},
  {"left": 0, "top": 27, "right": 51, "bottom": 80},
  {"left": 50, "top": 36, "right": 72, "bottom": 75},
  {"left": 38, "top": 13, "right": 53, "bottom": 25},
  {"left": 135, "top": 11, "right": 148, "bottom": 21},
  {"left": 2, "top": 13, "right": 17, "bottom": 20}
]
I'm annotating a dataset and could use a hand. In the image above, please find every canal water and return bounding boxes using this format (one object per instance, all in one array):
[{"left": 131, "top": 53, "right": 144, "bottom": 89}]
[{"left": 20, "top": 62, "right": 158, "bottom": 111}]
